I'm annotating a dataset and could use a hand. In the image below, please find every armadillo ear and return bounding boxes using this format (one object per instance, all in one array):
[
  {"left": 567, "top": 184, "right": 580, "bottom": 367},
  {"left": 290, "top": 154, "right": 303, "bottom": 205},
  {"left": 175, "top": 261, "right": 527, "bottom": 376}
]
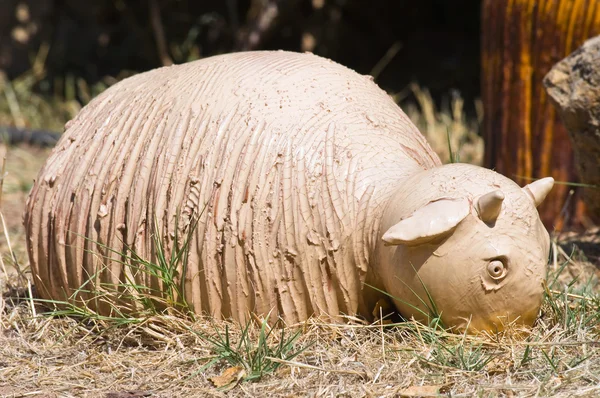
[
  {"left": 522, "top": 177, "right": 554, "bottom": 207},
  {"left": 382, "top": 198, "right": 470, "bottom": 247},
  {"left": 475, "top": 190, "right": 505, "bottom": 223}
]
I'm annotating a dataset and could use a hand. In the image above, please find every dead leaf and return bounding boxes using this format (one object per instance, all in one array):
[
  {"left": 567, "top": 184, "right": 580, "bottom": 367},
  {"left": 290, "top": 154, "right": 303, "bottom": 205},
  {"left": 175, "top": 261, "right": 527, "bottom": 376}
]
[
  {"left": 372, "top": 298, "right": 394, "bottom": 320},
  {"left": 209, "top": 366, "right": 246, "bottom": 389},
  {"left": 398, "top": 385, "right": 444, "bottom": 397}
]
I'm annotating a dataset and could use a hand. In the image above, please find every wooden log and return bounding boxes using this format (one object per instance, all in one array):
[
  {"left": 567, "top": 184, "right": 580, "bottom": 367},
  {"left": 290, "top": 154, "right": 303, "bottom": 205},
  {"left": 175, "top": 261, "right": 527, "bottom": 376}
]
[
  {"left": 544, "top": 36, "right": 600, "bottom": 225},
  {"left": 481, "top": 0, "right": 600, "bottom": 230}
]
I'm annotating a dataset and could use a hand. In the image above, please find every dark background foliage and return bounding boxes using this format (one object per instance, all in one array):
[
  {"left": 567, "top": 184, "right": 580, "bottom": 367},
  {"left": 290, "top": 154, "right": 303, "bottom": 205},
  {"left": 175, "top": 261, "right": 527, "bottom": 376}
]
[{"left": 0, "top": 0, "right": 482, "bottom": 106}]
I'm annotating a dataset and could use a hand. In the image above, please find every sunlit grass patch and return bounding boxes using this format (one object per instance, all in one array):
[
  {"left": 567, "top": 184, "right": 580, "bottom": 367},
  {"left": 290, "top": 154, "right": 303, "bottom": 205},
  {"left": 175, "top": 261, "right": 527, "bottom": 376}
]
[{"left": 192, "top": 315, "right": 311, "bottom": 386}]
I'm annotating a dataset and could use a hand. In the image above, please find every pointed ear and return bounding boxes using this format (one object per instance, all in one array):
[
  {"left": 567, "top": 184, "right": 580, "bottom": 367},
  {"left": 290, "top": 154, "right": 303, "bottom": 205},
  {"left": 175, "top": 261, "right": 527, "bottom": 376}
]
[
  {"left": 522, "top": 177, "right": 554, "bottom": 207},
  {"left": 382, "top": 198, "right": 470, "bottom": 247},
  {"left": 475, "top": 190, "right": 504, "bottom": 223}
]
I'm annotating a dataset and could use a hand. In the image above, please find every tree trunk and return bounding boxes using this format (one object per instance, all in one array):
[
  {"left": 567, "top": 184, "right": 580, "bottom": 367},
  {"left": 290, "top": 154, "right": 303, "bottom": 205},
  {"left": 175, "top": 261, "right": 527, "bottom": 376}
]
[{"left": 481, "top": 0, "right": 600, "bottom": 231}]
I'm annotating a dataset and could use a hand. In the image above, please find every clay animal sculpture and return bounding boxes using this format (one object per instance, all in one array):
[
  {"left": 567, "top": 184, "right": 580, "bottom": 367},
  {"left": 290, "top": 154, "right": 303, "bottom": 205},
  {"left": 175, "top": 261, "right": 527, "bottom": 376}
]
[{"left": 24, "top": 51, "right": 554, "bottom": 333}]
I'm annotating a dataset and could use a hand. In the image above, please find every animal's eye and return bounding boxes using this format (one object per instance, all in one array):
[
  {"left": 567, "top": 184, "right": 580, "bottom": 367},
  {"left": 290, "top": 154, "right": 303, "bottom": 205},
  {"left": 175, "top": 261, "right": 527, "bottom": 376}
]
[{"left": 487, "top": 259, "right": 507, "bottom": 280}]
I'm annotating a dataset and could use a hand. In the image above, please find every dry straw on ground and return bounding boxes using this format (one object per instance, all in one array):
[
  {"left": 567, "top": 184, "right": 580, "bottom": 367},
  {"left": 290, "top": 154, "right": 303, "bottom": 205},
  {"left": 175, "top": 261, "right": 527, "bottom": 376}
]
[
  {"left": 1, "top": 270, "right": 599, "bottom": 398},
  {"left": 0, "top": 64, "right": 599, "bottom": 397}
]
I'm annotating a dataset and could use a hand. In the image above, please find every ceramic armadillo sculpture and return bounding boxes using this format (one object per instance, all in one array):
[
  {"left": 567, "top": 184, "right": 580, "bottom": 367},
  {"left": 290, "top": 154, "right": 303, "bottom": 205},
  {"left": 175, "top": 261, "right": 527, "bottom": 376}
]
[{"left": 24, "top": 51, "right": 554, "bottom": 333}]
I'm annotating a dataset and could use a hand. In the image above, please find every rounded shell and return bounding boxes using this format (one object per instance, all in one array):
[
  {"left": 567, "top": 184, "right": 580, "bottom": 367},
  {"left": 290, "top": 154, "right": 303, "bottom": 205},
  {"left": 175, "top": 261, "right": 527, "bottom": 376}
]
[{"left": 25, "top": 50, "right": 440, "bottom": 323}]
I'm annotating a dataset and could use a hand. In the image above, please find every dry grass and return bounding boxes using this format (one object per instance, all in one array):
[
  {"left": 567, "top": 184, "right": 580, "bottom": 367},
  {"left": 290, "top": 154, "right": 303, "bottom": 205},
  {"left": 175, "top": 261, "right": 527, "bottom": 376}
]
[
  {"left": 399, "top": 83, "right": 484, "bottom": 166},
  {"left": 1, "top": 266, "right": 599, "bottom": 398},
  {"left": 0, "top": 65, "right": 599, "bottom": 397}
]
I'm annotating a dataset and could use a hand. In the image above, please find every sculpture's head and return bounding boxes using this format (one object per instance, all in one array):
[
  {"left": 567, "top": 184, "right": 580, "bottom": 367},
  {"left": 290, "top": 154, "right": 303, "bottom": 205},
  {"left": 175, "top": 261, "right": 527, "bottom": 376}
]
[{"left": 376, "top": 164, "right": 553, "bottom": 333}]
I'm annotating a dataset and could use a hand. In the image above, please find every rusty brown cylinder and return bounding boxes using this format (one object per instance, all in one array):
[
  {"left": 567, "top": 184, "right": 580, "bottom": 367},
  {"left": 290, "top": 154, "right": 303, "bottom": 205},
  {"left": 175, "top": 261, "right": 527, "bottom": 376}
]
[{"left": 481, "top": 0, "right": 600, "bottom": 231}]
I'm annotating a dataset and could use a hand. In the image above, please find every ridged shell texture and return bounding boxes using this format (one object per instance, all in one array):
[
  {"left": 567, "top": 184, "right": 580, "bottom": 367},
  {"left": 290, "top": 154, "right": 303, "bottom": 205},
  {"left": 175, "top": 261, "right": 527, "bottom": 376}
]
[{"left": 25, "top": 51, "right": 441, "bottom": 323}]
